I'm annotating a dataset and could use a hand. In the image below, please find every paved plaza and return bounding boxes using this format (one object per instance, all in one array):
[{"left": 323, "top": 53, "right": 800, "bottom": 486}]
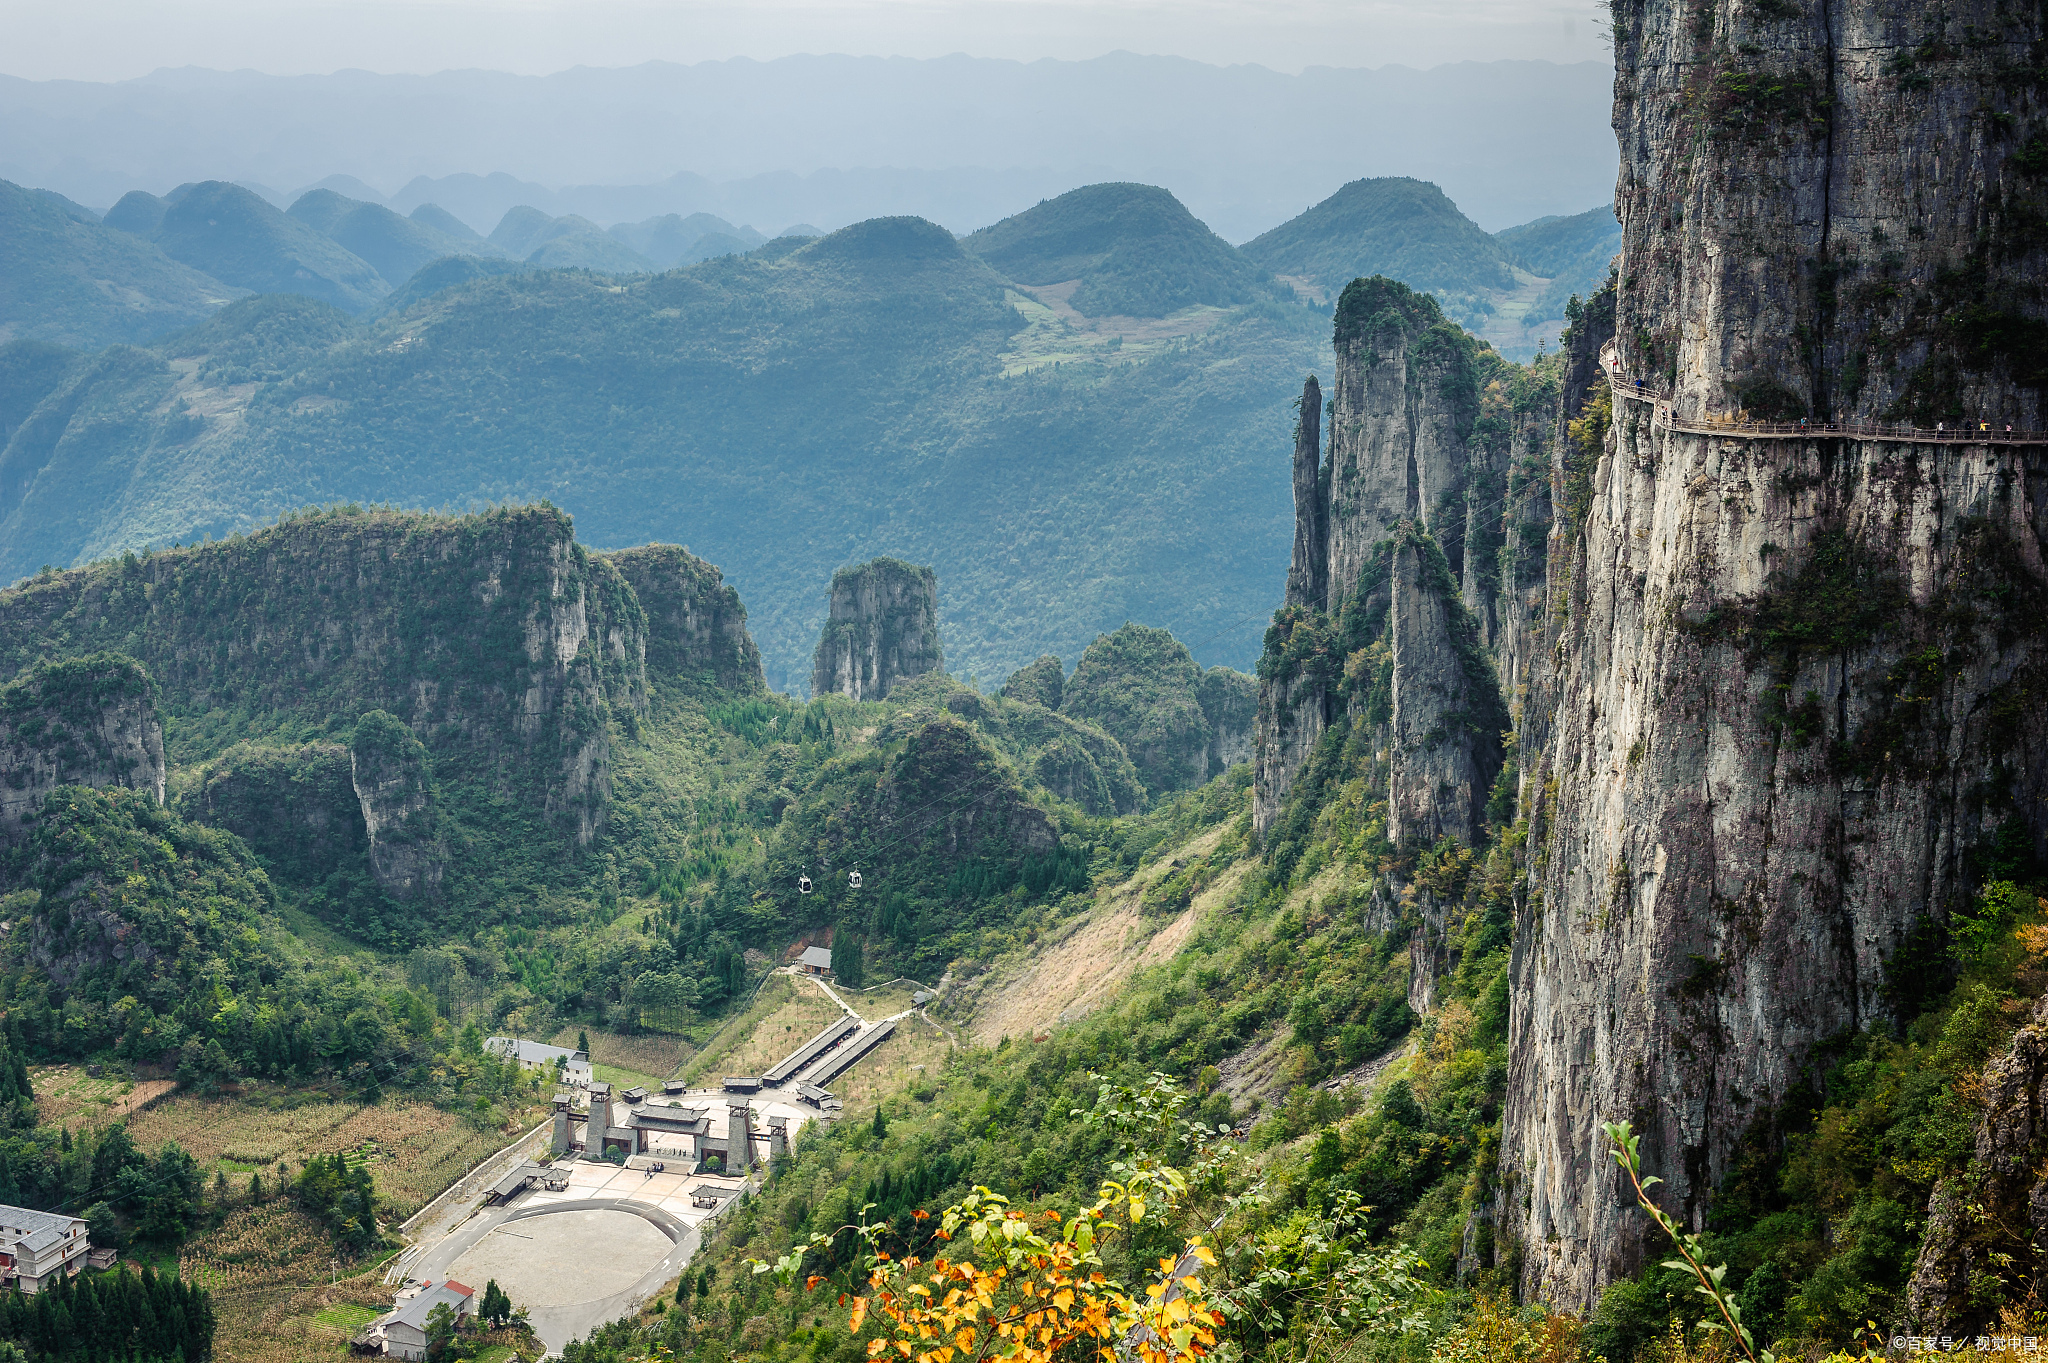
[
  {"left": 444, "top": 1207, "right": 671, "bottom": 1308},
  {"left": 403, "top": 1092, "right": 822, "bottom": 1355},
  {"left": 395, "top": 975, "right": 897, "bottom": 1357}
]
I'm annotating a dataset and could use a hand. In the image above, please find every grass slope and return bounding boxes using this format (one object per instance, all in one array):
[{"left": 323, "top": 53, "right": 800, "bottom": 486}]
[
  {"left": 961, "top": 182, "right": 1279, "bottom": 318},
  {"left": 0, "top": 214, "right": 1326, "bottom": 686},
  {"left": 1496, "top": 202, "right": 1622, "bottom": 321},
  {"left": 0, "top": 178, "right": 245, "bottom": 348}
]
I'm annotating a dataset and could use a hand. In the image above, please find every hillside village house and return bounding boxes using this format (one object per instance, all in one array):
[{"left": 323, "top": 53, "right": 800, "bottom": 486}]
[
  {"left": 0, "top": 1205, "right": 91, "bottom": 1291},
  {"left": 484, "top": 1037, "right": 592, "bottom": 1085},
  {"left": 361, "top": 1280, "right": 476, "bottom": 1360}
]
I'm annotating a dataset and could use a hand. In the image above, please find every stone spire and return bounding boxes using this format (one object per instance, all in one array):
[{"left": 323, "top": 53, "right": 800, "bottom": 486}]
[
  {"left": 1284, "top": 375, "right": 1327, "bottom": 610},
  {"left": 811, "top": 558, "right": 943, "bottom": 701}
]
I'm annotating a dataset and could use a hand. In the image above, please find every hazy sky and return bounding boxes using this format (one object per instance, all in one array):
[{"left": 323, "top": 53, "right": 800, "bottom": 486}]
[{"left": 3, "top": 0, "right": 1611, "bottom": 82}]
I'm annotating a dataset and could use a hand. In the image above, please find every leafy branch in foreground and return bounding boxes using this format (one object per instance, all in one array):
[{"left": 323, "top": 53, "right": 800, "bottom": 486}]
[
  {"left": 1604, "top": 1119, "right": 1772, "bottom": 1363},
  {"left": 753, "top": 1182, "right": 1220, "bottom": 1363}
]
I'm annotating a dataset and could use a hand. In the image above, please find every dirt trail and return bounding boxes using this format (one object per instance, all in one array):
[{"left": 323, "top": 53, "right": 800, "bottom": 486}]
[{"left": 958, "top": 826, "right": 1244, "bottom": 1047}]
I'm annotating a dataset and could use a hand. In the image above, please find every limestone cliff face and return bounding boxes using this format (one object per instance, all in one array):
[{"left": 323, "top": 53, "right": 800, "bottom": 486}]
[
  {"left": 1326, "top": 280, "right": 1480, "bottom": 599},
  {"left": 811, "top": 558, "right": 943, "bottom": 702},
  {"left": 1491, "top": 293, "right": 1608, "bottom": 773},
  {"left": 1384, "top": 532, "right": 1503, "bottom": 849},
  {"left": 603, "top": 544, "right": 765, "bottom": 693},
  {"left": 1255, "top": 281, "right": 1505, "bottom": 847},
  {"left": 1254, "top": 375, "right": 1332, "bottom": 835},
  {"left": 1613, "top": 0, "right": 2048, "bottom": 428},
  {"left": 1198, "top": 667, "right": 1257, "bottom": 775},
  {"left": 0, "top": 506, "right": 649, "bottom": 877},
  {"left": 1498, "top": 0, "right": 2048, "bottom": 1310},
  {"left": 0, "top": 654, "right": 164, "bottom": 847},
  {"left": 350, "top": 710, "right": 445, "bottom": 902}
]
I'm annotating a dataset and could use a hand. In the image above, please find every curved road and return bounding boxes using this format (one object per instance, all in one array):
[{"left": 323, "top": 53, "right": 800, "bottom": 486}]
[{"left": 409, "top": 1195, "right": 701, "bottom": 1355}]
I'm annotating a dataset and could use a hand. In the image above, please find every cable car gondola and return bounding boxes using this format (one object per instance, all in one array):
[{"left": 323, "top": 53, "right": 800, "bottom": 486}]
[
  {"left": 797, "top": 869, "right": 813, "bottom": 895},
  {"left": 848, "top": 868, "right": 863, "bottom": 891}
]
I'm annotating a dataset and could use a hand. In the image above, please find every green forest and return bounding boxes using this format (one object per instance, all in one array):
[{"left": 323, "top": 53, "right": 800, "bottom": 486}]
[
  {"left": 0, "top": 177, "right": 1618, "bottom": 691},
  {"left": 2, "top": 30, "right": 2039, "bottom": 1363}
]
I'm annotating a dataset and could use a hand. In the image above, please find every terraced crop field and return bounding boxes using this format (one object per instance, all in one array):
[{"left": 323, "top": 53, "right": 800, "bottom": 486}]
[{"left": 129, "top": 1092, "right": 538, "bottom": 1219}]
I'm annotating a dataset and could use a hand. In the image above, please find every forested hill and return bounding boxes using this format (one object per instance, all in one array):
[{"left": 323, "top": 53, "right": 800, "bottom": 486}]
[{"left": 0, "top": 213, "right": 1327, "bottom": 690}]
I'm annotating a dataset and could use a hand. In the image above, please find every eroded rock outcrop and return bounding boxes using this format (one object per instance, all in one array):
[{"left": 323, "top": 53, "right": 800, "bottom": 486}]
[
  {"left": 350, "top": 710, "right": 445, "bottom": 902},
  {"left": 1907, "top": 991, "right": 2048, "bottom": 1332},
  {"left": 811, "top": 557, "right": 943, "bottom": 701},
  {"left": 0, "top": 653, "right": 164, "bottom": 848},
  {"left": 0, "top": 506, "right": 652, "bottom": 888},
  {"left": 1197, "top": 667, "right": 1257, "bottom": 775},
  {"left": 1254, "top": 375, "right": 1332, "bottom": 834},
  {"left": 604, "top": 543, "right": 765, "bottom": 693},
  {"left": 1497, "top": 0, "right": 2048, "bottom": 1310},
  {"left": 1383, "top": 530, "right": 1504, "bottom": 849},
  {"left": 1255, "top": 281, "right": 1507, "bottom": 852}
]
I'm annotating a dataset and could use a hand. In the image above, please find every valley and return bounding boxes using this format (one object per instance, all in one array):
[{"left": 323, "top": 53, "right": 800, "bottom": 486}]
[{"left": 0, "top": 6, "right": 2043, "bottom": 1363}]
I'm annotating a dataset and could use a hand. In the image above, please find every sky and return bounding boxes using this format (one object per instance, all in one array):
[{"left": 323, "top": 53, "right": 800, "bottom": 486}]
[{"left": 1, "top": 0, "right": 1612, "bottom": 81}]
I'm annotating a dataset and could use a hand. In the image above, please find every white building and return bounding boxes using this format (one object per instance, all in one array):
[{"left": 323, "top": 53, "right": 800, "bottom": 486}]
[
  {"left": 0, "top": 1205, "right": 90, "bottom": 1291},
  {"left": 485, "top": 1037, "right": 593, "bottom": 1085}
]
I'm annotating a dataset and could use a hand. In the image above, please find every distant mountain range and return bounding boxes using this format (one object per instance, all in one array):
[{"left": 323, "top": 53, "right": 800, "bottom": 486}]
[
  {"left": 0, "top": 56, "right": 1616, "bottom": 240},
  {"left": 0, "top": 179, "right": 245, "bottom": 348},
  {"left": 1, "top": 171, "right": 1616, "bottom": 355},
  {"left": 0, "top": 174, "right": 1621, "bottom": 687}
]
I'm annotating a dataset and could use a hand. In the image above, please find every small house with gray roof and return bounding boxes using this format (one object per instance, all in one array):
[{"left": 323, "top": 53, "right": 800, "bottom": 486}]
[
  {"left": 367, "top": 1280, "right": 475, "bottom": 1360},
  {"left": 485, "top": 1037, "right": 592, "bottom": 1085},
  {"left": 0, "top": 1204, "right": 90, "bottom": 1291}
]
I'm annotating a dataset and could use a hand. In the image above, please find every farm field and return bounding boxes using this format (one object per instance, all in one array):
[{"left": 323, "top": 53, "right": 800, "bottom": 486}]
[
  {"left": 177, "top": 1201, "right": 388, "bottom": 1363},
  {"left": 129, "top": 1091, "right": 543, "bottom": 1220},
  {"left": 27, "top": 1065, "right": 175, "bottom": 1126},
  {"left": 546, "top": 1026, "right": 693, "bottom": 1082}
]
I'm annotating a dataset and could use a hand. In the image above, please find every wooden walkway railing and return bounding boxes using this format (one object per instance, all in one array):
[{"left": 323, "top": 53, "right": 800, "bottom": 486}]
[{"left": 1595, "top": 342, "right": 2048, "bottom": 445}]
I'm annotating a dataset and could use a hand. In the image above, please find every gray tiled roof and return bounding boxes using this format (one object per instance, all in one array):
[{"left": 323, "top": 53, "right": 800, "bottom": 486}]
[
  {"left": 0, "top": 1205, "right": 85, "bottom": 1256},
  {"left": 390, "top": 1282, "right": 473, "bottom": 1332},
  {"left": 485, "top": 1038, "right": 586, "bottom": 1065}
]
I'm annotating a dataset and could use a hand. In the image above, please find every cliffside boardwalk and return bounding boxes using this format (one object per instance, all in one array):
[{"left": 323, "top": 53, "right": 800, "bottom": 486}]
[{"left": 1600, "top": 343, "right": 2048, "bottom": 444}]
